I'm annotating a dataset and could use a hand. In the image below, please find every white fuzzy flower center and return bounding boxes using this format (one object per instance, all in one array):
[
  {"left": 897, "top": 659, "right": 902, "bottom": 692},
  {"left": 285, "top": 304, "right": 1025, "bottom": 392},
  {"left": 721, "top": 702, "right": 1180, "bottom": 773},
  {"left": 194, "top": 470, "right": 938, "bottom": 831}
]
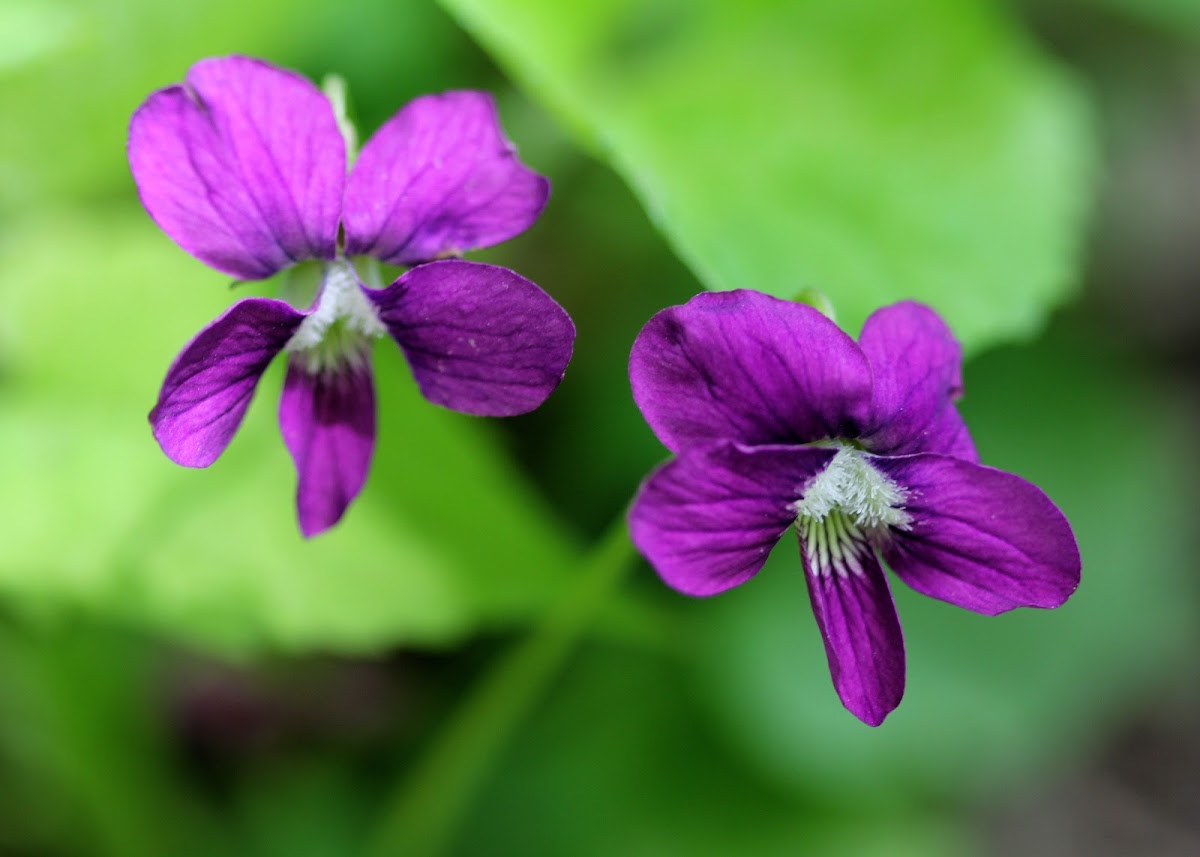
[
  {"left": 794, "top": 446, "right": 911, "bottom": 530},
  {"left": 793, "top": 446, "right": 911, "bottom": 578},
  {"left": 285, "top": 259, "right": 385, "bottom": 373},
  {"left": 287, "top": 259, "right": 385, "bottom": 348}
]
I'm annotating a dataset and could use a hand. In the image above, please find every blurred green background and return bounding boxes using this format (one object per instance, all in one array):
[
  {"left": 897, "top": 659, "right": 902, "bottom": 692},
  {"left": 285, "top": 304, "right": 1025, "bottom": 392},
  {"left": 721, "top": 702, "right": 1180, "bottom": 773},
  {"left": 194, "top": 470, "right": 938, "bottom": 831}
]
[{"left": 1, "top": 0, "right": 1198, "bottom": 854}]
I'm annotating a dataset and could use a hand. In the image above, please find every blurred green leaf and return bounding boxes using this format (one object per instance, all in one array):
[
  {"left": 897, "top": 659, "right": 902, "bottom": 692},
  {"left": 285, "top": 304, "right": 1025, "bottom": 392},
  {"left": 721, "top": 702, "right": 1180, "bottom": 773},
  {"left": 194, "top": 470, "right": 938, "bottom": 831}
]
[
  {"left": 234, "top": 758, "right": 366, "bottom": 857},
  {"left": 438, "top": 0, "right": 1096, "bottom": 350},
  {"left": 1085, "top": 0, "right": 1200, "bottom": 37},
  {"left": 690, "top": 325, "right": 1199, "bottom": 803},
  {"left": 0, "top": 209, "right": 578, "bottom": 654},
  {"left": 0, "top": 620, "right": 185, "bottom": 857},
  {"left": 0, "top": 0, "right": 478, "bottom": 213},
  {"left": 460, "top": 644, "right": 977, "bottom": 857},
  {"left": 0, "top": 1, "right": 82, "bottom": 75},
  {"left": 0, "top": 0, "right": 281, "bottom": 211}
]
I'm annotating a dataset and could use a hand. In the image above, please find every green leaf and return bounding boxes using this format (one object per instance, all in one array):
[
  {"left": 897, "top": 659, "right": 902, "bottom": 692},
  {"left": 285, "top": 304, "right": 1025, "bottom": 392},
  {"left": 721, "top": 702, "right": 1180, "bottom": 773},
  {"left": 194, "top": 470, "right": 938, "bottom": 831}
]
[
  {"left": 1086, "top": 0, "right": 1200, "bottom": 37},
  {"left": 690, "top": 327, "right": 1199, "bottom": 803},
  {"left": 0, "top": 0, "right": 479, "bottom": 213},
  {"left": 438, "top": 0, "right": 1096, "bottom": 350},
  {"left": 0, "top": 209, "right": 577, "bottom": 654},
  {"left": 233, "top": 758, "right": 367, "bottom": 857},
  {"left": 460, "top": 645, "right": 977, "bottom": 857},
  {"left": 0, "top": 620, "right": 188, "bottom": 857}
]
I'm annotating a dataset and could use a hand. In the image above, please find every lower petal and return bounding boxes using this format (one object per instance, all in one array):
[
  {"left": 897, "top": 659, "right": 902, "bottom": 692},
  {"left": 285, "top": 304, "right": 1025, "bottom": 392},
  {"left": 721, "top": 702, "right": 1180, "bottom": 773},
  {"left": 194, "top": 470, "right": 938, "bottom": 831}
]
[
  {"left": 628, "top": 442, "right": 835, "bottom": 596},
  {"left": 279, "top": 353, "right": 376, "bottom": 538},
  {"left": 798, "top": 519, "right": 906, "bottom": 726},
  {"left": 365, "top": 260, "right": 574, "bottom": 417},
  {"left": 874, "top": 454, "right": 1081, "bottom": 615},
  {"left": 150, "top": 298, "right": 305, "bottom": 467}
]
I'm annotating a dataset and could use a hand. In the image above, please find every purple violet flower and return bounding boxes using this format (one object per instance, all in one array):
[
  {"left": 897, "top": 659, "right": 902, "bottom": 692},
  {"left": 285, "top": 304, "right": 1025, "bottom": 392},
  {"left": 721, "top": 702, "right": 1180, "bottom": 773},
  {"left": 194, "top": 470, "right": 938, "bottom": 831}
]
[
  {"left": 627, "top": 290, "right": 1081, "bottom": 726},
  {"left": 128, "top": 56, "right": 574, "bottom": 537}
]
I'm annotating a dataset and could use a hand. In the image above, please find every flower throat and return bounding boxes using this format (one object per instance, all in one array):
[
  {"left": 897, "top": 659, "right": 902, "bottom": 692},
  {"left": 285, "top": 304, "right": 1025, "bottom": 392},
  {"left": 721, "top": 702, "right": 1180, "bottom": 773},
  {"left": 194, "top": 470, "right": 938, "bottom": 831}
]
[{"left": 793, "top": 444, "right": 911, "bottom": 577}]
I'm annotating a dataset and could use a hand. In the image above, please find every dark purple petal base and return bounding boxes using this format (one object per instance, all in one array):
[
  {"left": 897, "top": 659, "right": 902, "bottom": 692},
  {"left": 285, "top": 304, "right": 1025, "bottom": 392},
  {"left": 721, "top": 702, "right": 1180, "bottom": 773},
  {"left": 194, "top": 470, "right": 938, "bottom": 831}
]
[
  {"left": 799, "top": 531, "right": 906, "bottom": 727},
  {"left": 279, "top": 354, "right": 377, "bottom": 538}
]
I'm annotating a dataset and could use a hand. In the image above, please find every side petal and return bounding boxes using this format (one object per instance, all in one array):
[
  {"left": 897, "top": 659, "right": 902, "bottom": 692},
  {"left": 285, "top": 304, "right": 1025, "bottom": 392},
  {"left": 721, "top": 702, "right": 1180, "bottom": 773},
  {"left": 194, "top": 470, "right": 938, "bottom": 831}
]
[
  {"left": 857, "top": 301, "right": 977, "bottom": 461},
  {"left": 630, "top": 290, "right": 874, "bottom": 453},
  {"left": 628, "top": 442, "right": 836, "bottom": 596},
  {"left": 128, "top": 55, "right": 345, "bottom": 280},
  {"left": 279, "top": 355, "right": 376, "bottom": 538},
  {"left": 874, "top": 454, "right": 1081, "bottom": 615},
  {"left": 343, "top": 91, "right": 549, "bottom": 264},
  {"left": 365, "top": 260, "right": 574, "bottom": 417},
  {"left": 798, "top": 528, "right": 906, "bottom": 727},
  {"left": 150, "top": 298, "right": 305, "bottom": 467}
]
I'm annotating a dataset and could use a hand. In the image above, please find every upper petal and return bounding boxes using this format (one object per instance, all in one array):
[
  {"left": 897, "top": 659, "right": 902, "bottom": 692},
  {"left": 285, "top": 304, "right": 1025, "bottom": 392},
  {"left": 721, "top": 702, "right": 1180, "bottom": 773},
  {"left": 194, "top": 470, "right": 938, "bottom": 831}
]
[
  {"left": 342, "top": 91, "right": 549, "bottom": 265},
  {"left": 628, "top": 442, "right": 836, "bottom": 596},
  {"left": 279, "top": 354, "right": 376, "bottom": 538},
  {"left": 874, "top": 454, "right": 1081, "bottom": 615},
  {"left": 128, "top": 55, "right": 345, "bottom": 280},
  {"left": 150, "top": 297, "right": 305, "bottom": 466},
  {"left": 365, "top": 260, "right": 574, "bottom": 416},
  {"left": 857, "top": 301, "right": 977, "bottom": 461},
  {"left": 629, "top": 290, "right": 873, "bottom": 453}
]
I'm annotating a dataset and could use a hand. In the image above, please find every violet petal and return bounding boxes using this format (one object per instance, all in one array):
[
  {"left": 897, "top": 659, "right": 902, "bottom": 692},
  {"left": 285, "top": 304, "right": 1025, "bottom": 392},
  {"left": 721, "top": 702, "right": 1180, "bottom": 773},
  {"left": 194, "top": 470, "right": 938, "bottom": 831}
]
[
  {"left": 366, "top": 260, "right": 574, "bottom": 417},
  {"left": 128, "top": 55, "right": 344, "bottom": 280},
  {"left": 343, "top": 91, "right": 549, "bottom": 265},
  {"left": 150, "top": 298, "right": 305, "bottom": 467},
  {"left": 628, "top": 442, "right": 836, "bottom": 596},
  {"left": 875, "top": 454, "right": 1081, "bottom": 615},
  {"left": 279, "top": 355, "right": 376, "bottom": 538},
  {"left": 857, "top": 301, "right": 977, "bottom": 461},
  {"left": 798, "top": 529, "right": 906, "bottom": 727},
  {"left": 630, "top": 290, "right": 874, "bottom": 454}
]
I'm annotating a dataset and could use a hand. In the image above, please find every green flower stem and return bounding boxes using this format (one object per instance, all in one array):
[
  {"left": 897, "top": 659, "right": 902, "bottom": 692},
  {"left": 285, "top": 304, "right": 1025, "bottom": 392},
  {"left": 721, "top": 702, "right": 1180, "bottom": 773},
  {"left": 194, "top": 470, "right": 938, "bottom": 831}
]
[
  {"left": 322, "top": 74, "right": 359, "bottom": 166},
  {"left": 356, "top": 255, "right": 385, "bottom": 289},
  {"left": 366, "top": 516, "right": 637, "bottom": 857}
]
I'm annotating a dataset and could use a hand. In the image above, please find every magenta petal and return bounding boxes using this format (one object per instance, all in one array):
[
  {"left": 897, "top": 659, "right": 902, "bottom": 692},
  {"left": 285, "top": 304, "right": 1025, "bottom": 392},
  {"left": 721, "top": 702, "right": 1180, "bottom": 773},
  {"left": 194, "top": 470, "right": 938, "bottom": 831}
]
[
  {"left": 857, "top": 301, "right": 977, "bottom": 461},
  {"left": 875, "top": 454, "right": 1081, "bottom": 615},
  {"left": 128, "top": 55, "right": 345, "bottom": 280},
  {"left": 628, "top": 442, "right": 836, "bottom": 596},
  {"left": 150, "top": 298, "right": 305, "bottom": 467},
  {"left": 366, "top": 260, "right": 574, "bottom": 416},
  {"left": 630, "top": 291, "right": 874, "bottom": 454},
  {"left": 799, "top": 533, "right": 906, "bottom": 727},
  {"left": 279, "top": 356, "right": 376, "bottom": 538},
  {"left": 343, "top": 91, "right": 549, "bottom": 264}
]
